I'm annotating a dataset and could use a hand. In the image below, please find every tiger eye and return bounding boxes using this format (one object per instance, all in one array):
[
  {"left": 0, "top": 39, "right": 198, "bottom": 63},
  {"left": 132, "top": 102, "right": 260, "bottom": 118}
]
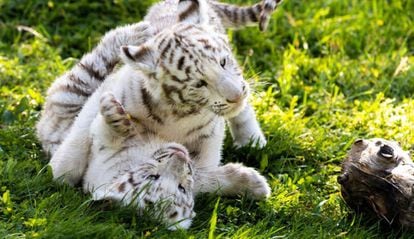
[
  {"left": 147, "top": 174, "right": 160, "bottom": 180},
  {"left": 178, "top": 184, "right": 186, "bottom": 193},
  {"left": 220, "top": 58, "right": 226, "bottom": 68}
]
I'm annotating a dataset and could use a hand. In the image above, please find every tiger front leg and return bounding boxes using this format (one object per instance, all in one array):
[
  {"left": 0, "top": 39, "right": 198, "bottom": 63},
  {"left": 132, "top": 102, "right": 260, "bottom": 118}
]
[
  {"left": 48, "top": 89, "right": 104, "bottom": 185},
  {"left": 99, "top": 92, "right": 135, "bottom": 138},
  {"left": 190, "top": 121, "right": 269, "bottom": 199},
  {"left": 227, "top": 103, "right": 266, "bottom": 148},
  {"left": 87, "top": 92, "right": 138, "bottom": 151},
  {"left": 49, "top": 129, "right": 91, "bottom": 186},
  {"left": 195, "top": 162, "right": 271, "bottom": 199}
]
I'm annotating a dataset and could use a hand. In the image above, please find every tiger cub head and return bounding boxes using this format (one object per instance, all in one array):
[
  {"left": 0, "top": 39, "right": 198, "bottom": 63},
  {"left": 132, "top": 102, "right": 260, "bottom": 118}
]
[
  {"left": 93, "top": 133, "right": 195, "bottom": 230},
  {"left": 121, "top": 23, "right": 249, "bottom": 118},
  {"left": 89, "top": 92, "right": 195, "bottom": 229},
  {"left": 107, "top": 141, "right": 195, "bottom": 230}
]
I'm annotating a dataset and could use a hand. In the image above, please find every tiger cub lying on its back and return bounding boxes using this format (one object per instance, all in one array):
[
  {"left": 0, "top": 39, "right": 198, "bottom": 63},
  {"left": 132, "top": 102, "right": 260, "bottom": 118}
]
[{"left": 86, "top": 92, "right": 195, "bottom": 229}]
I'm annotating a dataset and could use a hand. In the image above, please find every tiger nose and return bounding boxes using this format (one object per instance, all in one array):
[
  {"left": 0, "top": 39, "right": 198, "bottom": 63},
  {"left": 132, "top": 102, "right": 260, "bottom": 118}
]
[
  {"left": 225, "top": 93, "right": 243, "bottom": 104},
  {"left": 169, "top": 146, "right": 190, "bottom": 162},
  {"left": 173, "top": 151, "right": 189, "bottom": 161}
]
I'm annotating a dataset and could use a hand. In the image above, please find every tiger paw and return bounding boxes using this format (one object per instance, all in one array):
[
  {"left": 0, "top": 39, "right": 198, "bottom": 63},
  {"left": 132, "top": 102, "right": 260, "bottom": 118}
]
[
  {"left": 232, "top": 130, "right": 267, "bottom": 149},
  {"left": 99, "top": 92, "right": 133, "bottom": 136},
  {"left": 222, "top": 163, "right": 271, "bottom": 199}
]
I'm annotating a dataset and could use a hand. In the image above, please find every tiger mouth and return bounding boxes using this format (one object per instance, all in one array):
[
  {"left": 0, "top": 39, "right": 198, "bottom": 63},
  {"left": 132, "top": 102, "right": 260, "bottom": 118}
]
[{"left": 210, "top": 100, "right": 246, "bottom": 118}]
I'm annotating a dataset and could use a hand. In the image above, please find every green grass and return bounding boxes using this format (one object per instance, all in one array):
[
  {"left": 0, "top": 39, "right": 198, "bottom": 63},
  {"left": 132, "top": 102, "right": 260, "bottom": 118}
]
[{"left": 1, "top": 0, "right": 414, "bottom": 238}]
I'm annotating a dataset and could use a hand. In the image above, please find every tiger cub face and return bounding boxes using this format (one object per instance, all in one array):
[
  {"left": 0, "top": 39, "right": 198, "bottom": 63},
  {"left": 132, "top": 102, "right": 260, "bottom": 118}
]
[
  {"left": 89, "top": 138, "right": 195, "bottom": 229},
  {"left": 121, "top": 23, "right": 249, "bottom": 118},
  {"left": 115, "top": 142, "right": 195, "bottom": 229}
]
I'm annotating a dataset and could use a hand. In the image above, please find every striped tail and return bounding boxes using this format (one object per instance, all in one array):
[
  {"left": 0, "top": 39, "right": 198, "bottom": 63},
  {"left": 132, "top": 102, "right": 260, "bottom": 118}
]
[{"left": 210, "top": 0, "right": 283, "bottom": 31}]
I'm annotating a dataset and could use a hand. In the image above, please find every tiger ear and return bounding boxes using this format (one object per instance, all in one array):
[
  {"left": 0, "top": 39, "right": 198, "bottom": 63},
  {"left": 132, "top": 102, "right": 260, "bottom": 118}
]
[{"left": 120, "top": 45, "right": 156, "bottom": 73}]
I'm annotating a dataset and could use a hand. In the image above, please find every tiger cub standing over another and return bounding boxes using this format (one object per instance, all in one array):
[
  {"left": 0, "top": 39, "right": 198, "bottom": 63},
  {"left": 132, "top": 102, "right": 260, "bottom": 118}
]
[
  {"left": 37, "top": 0, "right": 284, "bottom": 156},
  {"left": 37, "top": 0, "right": 283, "bottom": 229},
  {"left": 50, "top": 21, "right": 272, "bottom": 197}
]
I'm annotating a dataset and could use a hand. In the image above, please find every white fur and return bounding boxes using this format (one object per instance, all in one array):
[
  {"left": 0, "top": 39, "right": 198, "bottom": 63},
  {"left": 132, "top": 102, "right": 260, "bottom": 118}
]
[
  {"left": 37, "top": 22, "right": 154, "bottom": 155},
  {"left": 84, "top": 94, "right": 195, "bottom": 229},
  {"left": 38, "top": 0, "right": 284, "bottom": 229},
  {"left": 50, "top": 23, "right": 270, "bottom": 198}
]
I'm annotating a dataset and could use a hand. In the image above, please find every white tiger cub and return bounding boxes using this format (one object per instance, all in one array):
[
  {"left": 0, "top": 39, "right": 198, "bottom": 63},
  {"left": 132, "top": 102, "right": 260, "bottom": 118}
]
[
  {"left": 85, "top": 92, "right": 195, "bottom": 229},
  {"left": 52, "top": 21, "right": 271, "bottom": 197},
  {"left": 37, "top": 0, "right": 284, "bottom": 156}
]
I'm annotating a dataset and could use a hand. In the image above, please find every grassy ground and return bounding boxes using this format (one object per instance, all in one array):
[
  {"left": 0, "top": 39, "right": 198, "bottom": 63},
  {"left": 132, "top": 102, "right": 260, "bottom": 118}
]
[{"left": 1, "top": 0, "right": 414, "bottom": 238}]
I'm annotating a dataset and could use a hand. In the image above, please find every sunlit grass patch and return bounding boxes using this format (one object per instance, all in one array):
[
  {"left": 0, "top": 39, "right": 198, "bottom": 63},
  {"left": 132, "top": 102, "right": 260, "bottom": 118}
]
[{"left": 1, "top": 0, "right": 414, "bottom": 238}]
